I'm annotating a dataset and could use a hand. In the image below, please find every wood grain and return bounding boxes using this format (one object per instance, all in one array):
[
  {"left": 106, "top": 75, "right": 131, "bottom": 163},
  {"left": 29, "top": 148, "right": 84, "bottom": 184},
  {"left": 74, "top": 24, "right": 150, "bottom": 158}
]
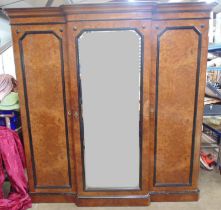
[
  {"left": 155, "top": 28, "right": 200, "bottom": 186},
  {"left": 20, "top": 32, "right": 71, "bottom": 188}
]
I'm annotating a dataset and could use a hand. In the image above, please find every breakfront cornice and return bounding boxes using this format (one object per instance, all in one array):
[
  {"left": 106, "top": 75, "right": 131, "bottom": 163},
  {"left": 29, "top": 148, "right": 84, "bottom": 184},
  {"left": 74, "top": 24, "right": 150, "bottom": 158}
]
[{"left": 4, "top": 1, "right": 217, "bottom": 25}]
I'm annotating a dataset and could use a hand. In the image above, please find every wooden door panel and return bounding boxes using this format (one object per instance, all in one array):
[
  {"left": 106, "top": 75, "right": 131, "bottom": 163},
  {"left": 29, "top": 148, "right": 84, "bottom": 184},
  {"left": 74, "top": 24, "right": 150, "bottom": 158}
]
[
  {"left": 19, "top": 31, "right": 71, "bottom": 189},
  {"left": 154, "top": 27, "right": 201, "bottom": 187},
  {"left": 68, "top": 20, "right": 151, "bottom": 198}
]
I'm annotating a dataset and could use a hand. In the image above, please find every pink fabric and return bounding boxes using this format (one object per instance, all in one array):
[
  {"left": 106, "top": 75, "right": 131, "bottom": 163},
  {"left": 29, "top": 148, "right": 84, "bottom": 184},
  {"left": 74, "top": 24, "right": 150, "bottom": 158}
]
[{"left": 0, "top": 127, "right": 31, "bottom": 210}]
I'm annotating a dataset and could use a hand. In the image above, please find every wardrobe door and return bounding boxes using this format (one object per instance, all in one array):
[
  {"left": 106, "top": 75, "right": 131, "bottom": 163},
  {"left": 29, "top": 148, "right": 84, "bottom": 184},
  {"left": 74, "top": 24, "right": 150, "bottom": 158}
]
[
  {"left": 69, "top": 21, "right": 151, "bottom": 206},
  {"left": 150, "top": 21, "right": 209, "bottom": 200},
  {"left": 12, "top": 25, "right": 75, "bottom": 201},
  {"left": 78, "top": 29, "right": 142, "bottom": 190}
]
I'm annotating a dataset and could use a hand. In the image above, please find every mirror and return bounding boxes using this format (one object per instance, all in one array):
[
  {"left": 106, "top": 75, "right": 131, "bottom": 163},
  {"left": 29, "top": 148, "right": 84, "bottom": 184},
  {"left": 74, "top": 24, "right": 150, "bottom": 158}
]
[{"left": 77, "top": 29, "right": 143, "bottom": 190}]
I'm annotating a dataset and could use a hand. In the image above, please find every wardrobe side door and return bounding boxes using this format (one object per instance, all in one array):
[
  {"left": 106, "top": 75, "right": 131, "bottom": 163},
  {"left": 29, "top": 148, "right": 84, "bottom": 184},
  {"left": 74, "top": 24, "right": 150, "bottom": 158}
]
[
  {"left": 11, "top": 25, "right": 76, "bottom": 197},
  {"left": 150, "top": 20, "right": 209, "bottom": 194}
]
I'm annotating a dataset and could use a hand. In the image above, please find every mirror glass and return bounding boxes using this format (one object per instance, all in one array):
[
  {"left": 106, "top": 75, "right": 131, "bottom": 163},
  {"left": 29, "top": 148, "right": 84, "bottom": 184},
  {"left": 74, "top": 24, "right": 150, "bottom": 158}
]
[{"left": 77, "top": 29, "right": 142, "bottom": 190}]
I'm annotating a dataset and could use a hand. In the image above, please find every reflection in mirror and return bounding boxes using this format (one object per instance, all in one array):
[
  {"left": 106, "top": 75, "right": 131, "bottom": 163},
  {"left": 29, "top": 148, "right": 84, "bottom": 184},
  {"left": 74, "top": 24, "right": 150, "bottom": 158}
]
[{"left": 77, "top": 29, "right": 142, "bottom": 190}]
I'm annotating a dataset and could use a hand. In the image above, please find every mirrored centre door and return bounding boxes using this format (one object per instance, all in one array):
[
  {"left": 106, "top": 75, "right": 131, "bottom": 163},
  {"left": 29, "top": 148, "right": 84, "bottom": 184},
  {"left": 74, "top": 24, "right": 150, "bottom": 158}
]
[{"left": 71, "top": 23, "right": 150, "bottom": 196}]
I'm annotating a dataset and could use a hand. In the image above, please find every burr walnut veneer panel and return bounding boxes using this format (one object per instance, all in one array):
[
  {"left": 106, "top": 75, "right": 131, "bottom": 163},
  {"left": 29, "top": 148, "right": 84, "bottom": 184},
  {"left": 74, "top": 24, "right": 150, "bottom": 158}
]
[
  {"left": 154, "top": 28, "right": 200, "bottom": 187},
  {"left": 19, "top": 32, "right": 71, "bottom": 189}
]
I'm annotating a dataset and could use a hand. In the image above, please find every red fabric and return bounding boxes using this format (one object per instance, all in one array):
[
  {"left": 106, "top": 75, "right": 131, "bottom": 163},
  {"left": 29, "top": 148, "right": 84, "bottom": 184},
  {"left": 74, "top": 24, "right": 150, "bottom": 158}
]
[{"left": 0, "top": 126, "right": 31, "bottom": 210}]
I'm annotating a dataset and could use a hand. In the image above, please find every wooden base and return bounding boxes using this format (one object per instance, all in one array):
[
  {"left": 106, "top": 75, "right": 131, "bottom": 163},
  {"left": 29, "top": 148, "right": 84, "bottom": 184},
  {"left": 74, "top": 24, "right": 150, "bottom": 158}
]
[
  {"left": 75, "top": 195, "right": 150, "bottom": 206},
  {"left": 31, "top": 193, "right": 150, "bottom": 206},
  {"left": 150, "top": 190, "right": 199, "bottom": 202},
  {"left": 30, "top": 190, "right": 199, "bottom": 205},
  {"left": 30, "top": 193, "right": 76, "bottom": 203}
]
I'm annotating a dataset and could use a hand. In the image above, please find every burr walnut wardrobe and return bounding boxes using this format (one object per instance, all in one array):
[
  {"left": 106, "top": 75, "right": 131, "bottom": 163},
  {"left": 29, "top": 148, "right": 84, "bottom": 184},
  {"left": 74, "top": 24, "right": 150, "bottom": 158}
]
[{"left": 5, "top": 0, "right": 215, "bottom": 206}]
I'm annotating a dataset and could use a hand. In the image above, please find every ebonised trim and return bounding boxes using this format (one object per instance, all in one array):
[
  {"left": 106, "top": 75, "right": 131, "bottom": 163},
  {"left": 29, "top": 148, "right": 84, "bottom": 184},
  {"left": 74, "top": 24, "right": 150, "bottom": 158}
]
[
  {"left": 19, "top": 30, "right": 72, "bottom": 190},
  {"left": 65, "top": 9, "right": 212, "bottom": 17},
  {"left": 153, "top": 9, "right": 212, "bottom": 14},
  {"left": 69, "top": 18, "right": 151, "bottom": 22},
  {"left": 8, "top": 14, "right": 63, "bottom": 19},
  {"left": 11, "top": 22, "right": 65, "bottom": 26},
  {"left": 70, "top": 17, "right": 210, "bottom": 22},
  {"left": 83, "top": 187, "right": 141, "bottom": 192},
  {"left": 7, "top": 9, "right": 211, "bottom": 20},
  {"left": 10, "top": 17, "right": 210, "bottom": 26},
  {"left": 153, "top": 26, "right": 202, "bottom": 188},
  {"left": 75, "top": 27, "right": 144, "bottom": 192},
  {"left": 77, "top": 194, "right": 150, "bottom": 199},
  {"left": 66, "top": 9, "right": 153, "bottom": 15}
]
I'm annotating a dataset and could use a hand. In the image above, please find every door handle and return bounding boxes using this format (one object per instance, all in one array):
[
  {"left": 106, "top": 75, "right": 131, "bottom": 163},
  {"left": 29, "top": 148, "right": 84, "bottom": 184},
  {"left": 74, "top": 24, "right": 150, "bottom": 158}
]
[
  {"left": 150, "top": 108, "right": 155, "bottom": 114},
  {"left": 74, "top": 111, "right": 79, "bottom": 119},
  {"left": 67, "top": 110, "right": 79, "bottom": 119},
  {"left": 67, "top": 111, "right": 72, "bottom": 116}
]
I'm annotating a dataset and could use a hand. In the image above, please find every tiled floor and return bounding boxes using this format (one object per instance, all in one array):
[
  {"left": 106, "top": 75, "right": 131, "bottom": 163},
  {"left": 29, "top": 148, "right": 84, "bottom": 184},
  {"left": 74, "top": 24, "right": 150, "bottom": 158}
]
[{"left": 29, "top": 169, "right": 221, "bottom": 210}]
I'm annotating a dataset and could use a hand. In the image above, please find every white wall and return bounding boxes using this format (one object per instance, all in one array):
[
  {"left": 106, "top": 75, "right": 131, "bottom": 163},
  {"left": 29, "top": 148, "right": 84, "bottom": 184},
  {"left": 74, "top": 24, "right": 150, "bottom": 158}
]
[
  {"left": 215, "top": 13, "right": 221, "bottom": 43},
  {"left": 0, "top": 47, "right": 16, "bottom": 78},
  {"left": 0, "top": 17, "right": 11, "bottom": 48}
]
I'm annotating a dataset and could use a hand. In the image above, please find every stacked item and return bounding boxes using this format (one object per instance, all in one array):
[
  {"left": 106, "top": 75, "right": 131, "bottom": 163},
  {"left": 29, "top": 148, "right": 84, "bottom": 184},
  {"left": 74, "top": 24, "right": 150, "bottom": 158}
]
[
  {"left": 207, "top": 54, "right": 221, "bottom": 70},
  {"left": 201, "top": 44, "right": 221, "bottom": 172},
  {"left": 201, "top": 78, "right": 221, "bottom": 172},
  {"left": 200, "top": 124, "right": 218, "bottom": 171},
  {"left": 0, "top": 74, "right": 20, "bottom": 131}
]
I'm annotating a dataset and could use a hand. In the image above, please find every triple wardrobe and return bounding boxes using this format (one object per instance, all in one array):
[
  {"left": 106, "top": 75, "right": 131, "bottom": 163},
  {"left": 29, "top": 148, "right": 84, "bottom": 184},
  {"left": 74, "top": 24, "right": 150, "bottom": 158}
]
[{"left": 6, "top": 0, "right": 215, "bottom": 206}]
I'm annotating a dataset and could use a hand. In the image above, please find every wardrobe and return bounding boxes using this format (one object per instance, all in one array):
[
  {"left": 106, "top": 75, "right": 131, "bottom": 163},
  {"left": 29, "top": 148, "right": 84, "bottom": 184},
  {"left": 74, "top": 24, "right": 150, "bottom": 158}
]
[{"left": 5, "top": 0, "right": 216, "bottom": 206}]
